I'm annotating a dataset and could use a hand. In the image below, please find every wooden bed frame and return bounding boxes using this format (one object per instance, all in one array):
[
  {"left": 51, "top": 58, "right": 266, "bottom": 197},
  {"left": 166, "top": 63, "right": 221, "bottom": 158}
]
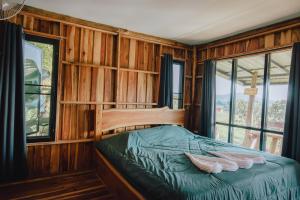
[{"left": 94, "top": 107, "right": 185, "bottom": 200}]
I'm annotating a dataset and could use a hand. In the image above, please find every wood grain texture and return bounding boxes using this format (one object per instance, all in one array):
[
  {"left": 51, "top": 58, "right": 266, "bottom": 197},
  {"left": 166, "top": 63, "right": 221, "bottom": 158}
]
[
  {"left": 27, "top": 142, "right": 93, "bottom": 177},
  {"left": 13, "top": 4, "right": 299, "bottom": 178},
  {"left": 101, "top": 107, "right": 185, "bottom": 132},
  {"left": 7, "top": 8, "right": 192, "bottom": 177},
  {"left": 0, "top": 170, "right": 116, "bottom": 200},
  {"left": 196, "top": 19, "right": 300, "bottom": 63}
]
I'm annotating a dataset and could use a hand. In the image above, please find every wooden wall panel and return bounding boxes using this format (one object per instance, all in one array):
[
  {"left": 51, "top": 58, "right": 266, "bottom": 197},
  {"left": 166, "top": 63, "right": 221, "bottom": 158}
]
[
  {"left": 27, "top": 143, "right": 93, "bottom": 177},
  {"left": 14, "top": 6, "right": 300, "bottom": 178},
  {"left": 9, "top": 8, "right": 192, "bottom": 177},
  {"left": 183, "top": 50, "right": 193, "bottom": 129}
]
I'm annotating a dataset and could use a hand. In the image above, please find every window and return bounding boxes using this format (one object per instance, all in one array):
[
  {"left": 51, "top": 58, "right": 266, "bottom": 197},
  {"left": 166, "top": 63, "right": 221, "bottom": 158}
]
[
  {"left": 215, "top": 60, "right": 232, "bottom": 142},
  {"left": 172, "top": 61, "right": 184, "bottom": 109},
  {"left": 215, "top": 49, "right": 292, "bottom": 155},
  {"left": 24, "top": 35, "right": 59, "bottom": 142}
]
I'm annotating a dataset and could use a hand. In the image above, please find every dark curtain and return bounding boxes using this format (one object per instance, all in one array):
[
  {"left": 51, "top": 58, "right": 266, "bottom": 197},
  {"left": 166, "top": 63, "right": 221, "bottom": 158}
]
[
  {"left": 0, "top": 21, "right": 27, "bottom": 181},
  {"left": 158, "top": 54, "right": 173, "bottom": 108},
  {"left": 282, "top": 42, "right": 300, "bottom": 162},
  {"left": 199, "top": 60, "right": 216, "bottom": 138}
]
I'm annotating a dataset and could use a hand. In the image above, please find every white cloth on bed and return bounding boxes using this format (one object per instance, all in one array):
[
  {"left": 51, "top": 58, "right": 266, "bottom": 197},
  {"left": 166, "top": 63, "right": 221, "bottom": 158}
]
[
  {"left": 185, "top": 153, "right": 238, "bottom": 173},
  {"left": 209, "top": 151, "right": 265, "bottom": 169}
]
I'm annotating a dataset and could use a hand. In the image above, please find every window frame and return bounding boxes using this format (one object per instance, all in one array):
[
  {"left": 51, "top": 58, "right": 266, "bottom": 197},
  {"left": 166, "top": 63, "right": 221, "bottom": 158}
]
[
  {"left": 172, "top": 60, "right": 185, "bottom": 109},
  {"left": 215, "top": 49, "right": 291, "bottom": 151},
  {"left": 24, "top": 34, "right": 59, "bottom": 143}
]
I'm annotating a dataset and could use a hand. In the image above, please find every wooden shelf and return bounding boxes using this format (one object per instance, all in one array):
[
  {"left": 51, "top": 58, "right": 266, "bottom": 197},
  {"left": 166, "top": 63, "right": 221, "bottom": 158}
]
[
  {"left": 24, "top": 29, "right": 66, "bottom": 40},
  {"left": 27, "top": 138, "right": 94, "bottom": 147},
  {"left": 196, "top": 75, "right": 203, "bottom": 79},
  {"left": 62, "top": 61, "right": 117, "bottom": 70},
  {"left": 118, "top": 102, "right": 158, "bottom": 105},
  {"left": 119, "top": 67, "right": 159, "bottom": 75},
  {"left": 60, "top": 101, "right": 116, "bottom": 105},
  {"left": 185, "top": 75, "right": 193, "bottom": 79},
  {"left": 60, "top": 101, "right": 158, "bottom": 106}
]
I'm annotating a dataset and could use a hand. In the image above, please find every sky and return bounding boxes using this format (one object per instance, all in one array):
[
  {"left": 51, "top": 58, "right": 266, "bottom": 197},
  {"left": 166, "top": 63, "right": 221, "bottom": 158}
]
[{"left": 173, "top": 63, "right": 181, "bottom": 93}]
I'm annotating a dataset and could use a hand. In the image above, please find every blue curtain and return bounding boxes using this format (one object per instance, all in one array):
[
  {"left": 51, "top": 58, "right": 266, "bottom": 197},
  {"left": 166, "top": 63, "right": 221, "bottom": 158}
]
[
  {"left": 199, "top": 60, "right": 216, "bottom": 138},
  {"left": 158, "top": 54, "right": 173, "bottom": 108},
  {"left": 282, "top": 42, "right": 300, "bottom": 162},
  {"left": 0, "top": 21, "right": 28, "bottom": 181}
]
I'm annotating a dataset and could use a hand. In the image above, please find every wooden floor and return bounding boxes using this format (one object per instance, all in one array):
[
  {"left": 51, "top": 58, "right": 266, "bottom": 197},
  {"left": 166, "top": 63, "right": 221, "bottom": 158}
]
[{"left": 0, "top": 170, "right": 116, "bottom": 200}]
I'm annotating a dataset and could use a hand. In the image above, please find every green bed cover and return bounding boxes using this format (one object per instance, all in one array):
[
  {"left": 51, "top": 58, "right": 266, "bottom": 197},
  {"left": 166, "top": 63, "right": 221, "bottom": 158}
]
[{"left": 95, "top": 126, "right": 300, "bottom": 200}]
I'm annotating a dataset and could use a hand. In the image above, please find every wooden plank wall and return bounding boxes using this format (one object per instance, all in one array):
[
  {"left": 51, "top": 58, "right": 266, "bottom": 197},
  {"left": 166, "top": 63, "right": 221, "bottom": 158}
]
[
  {"left": 192, "top": 18, "right": 300, "bottom": 132},
  {"left": 8, "top": 8, "right": 193, "bottom": 177},
  {"left": 10, "top": 6, "right": 300, "bottom": 178}
]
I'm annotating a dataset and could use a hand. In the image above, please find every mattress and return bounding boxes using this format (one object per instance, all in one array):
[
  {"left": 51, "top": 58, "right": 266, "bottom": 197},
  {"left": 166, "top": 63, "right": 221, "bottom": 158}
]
[{"left": 95, "top": 125, "right": 300, "bottom": 200}]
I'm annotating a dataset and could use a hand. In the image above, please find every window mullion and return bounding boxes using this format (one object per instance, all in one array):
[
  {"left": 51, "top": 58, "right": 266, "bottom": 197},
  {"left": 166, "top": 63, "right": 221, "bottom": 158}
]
[
  {"left": 260, "top": 54, "right": 270, "bottom": 151},
  {"left": 228, "top": 59, "right": 237, "bottom": 143}
]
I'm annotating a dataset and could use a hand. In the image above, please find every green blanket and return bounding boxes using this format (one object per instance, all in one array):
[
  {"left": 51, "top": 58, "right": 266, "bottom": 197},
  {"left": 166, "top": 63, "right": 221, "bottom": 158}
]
[{"left": 95, "top": 126, "right": 300, "bottom": 200}]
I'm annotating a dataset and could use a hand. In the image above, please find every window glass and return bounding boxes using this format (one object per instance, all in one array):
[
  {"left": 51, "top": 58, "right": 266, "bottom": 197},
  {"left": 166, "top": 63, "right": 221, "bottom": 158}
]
[
  {"left": 234, "top": 55, "right": 265, "bottom": 128},
  {"left": 215, "top": 49, "right": 292, "bottom": 155},
  {"left": 24, "top": 37, "right": 56, "bottom": 140},
  {"left": 215, "top": 124, "right": 229, "bottom": 143},
  {"left": 265, "top": 132, "right": 283, "bottom": 155},
  {"left": 266, "top": 50, "right": 292, "bottom": 132},
  {"left": 232, "top": 127, "right": 260, "bottom": 150},
  {"left": 216, "top": 60, "right": 232, "bottom": 124},
  {"left": 173, "top": 62, "right": 184, "bottom": 109}
]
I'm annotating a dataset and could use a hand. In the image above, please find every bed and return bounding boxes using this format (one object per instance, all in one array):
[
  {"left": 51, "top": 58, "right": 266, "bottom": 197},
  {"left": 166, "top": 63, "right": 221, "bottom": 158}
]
[{"left": 94, "top": 108, "right": 300, "bottom": 200}]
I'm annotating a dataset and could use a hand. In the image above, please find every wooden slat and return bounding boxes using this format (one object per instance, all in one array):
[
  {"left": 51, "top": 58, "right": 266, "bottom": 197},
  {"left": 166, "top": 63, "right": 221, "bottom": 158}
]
[
  {"left": 115, "top": 33, "right": 122, "bottom": 107},
  {"left": 126, "top": 38, "right": 138, "bottom": 131},
  {"left": 118, "top": 102, "right": 157, "bottom": 105},
  {"left": 62, "top": 60, "right": 117, "bottom": 70},
  {"left": 101, "top": 107, "right": 185, "bottom": 132},
  {"left": 120, "top": 67, "right": 159, "bottom": 74},
  {"left": 60, "top": 101, "right": 116, "bottom": 105}
]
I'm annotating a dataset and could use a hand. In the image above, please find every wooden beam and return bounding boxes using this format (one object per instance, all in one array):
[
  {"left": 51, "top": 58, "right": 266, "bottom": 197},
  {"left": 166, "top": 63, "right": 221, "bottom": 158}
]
[
  {"left": 116, "top": 32, "right": 122, "bottom": 108},
  {"left": 60, "top": 101, "right": 116, "bottom": 105},
  {"left": 271, "top": 60, "right": 290, "bottom": 73},
  {"left": 197, "top": 17, "right": 300, "bottom": 48},
  {"left": 26, "top": 138, "right": 94, "bottom": 147},
  {"left": 24, "top": 29, "right": 65, "bottom": 40},
  {"left": 61, "top": 61, "right": 117, "bottom": 70},
  {"left": 120, "top": 67, "right": 159, "bottom": 75}
]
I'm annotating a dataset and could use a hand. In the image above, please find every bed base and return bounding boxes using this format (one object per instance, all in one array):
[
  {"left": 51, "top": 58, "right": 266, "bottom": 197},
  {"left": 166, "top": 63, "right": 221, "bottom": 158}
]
[
  {"left": 94, "top": 148, "right": 145, "bottom": 200},
  {"left": 94, "top": 108, "right": 184, "bottom": 199}
]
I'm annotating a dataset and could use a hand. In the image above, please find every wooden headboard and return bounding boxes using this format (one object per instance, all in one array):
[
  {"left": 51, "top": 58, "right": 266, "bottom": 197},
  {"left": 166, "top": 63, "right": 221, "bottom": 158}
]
[{"left": 101, "top": 107, "right": 184, "bottom": 132}]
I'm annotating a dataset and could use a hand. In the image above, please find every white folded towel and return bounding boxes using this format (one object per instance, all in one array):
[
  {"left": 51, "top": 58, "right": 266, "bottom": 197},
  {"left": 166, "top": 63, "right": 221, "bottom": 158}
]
[
  {"left": 185, "top": 153, "right": 239, "bottom": 173},
  {"left": 185, "top": 153, "right": 222, "bottom": 173},
  {"left": 209, "top": 151, "right": 265, "bottom": 169},
  {"left": 226, "top": 152, "right": 266, "bottom": 164}
]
